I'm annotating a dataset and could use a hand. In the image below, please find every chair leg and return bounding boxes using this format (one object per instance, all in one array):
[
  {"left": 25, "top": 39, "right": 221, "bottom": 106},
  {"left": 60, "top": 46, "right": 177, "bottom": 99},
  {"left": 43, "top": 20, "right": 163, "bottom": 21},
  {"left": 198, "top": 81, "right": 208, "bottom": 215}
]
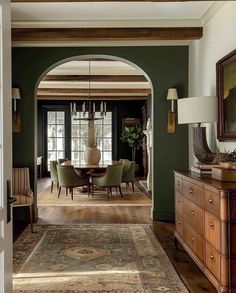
[
  {"left": 110, "top": 187, "right": 112, "bottom": 196},
  {"left": 71, "top": 188, "right": 74, "bottom": 200},
  {"left": 116, "top": 186, "right": 118, "bottom": 194},
  {"left": 51, "top": 181, "right": 53, "bottom": 193},
  {"left": 29, "top": 205, "right": 33, "bottom": 233},
  {"left": 58, "top": 187, "right": 61, "bottom": 198},
  {"left": 132, "top": 181, "right": 135, "bottom": 193},
  {"left": 66, "top": 187, "right": 68, "bottom": 196},
  {"left": 107, "top": 187, "right": 110, "bottom": 200},
  {"left": 57, "top": 181, "right": 59, "bottom": 190},
  {"left": 119, "top": 185, "right": 123, "bottom": 198}
]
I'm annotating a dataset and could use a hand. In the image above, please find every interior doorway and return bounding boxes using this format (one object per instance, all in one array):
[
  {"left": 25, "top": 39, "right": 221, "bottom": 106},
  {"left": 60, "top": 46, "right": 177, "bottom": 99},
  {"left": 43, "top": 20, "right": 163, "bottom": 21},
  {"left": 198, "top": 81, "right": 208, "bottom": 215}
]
[{"left": 35, "top": 55, "right": 154, "bottom": 218}]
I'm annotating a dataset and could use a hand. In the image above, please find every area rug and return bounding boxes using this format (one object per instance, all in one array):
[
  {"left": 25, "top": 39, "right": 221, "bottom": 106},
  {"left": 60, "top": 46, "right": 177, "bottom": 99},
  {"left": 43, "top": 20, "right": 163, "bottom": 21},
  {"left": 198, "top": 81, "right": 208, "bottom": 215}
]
[
  {"left": 37, "top": 184, "right": 151, "bottom": 207},
  {"left": 13, "top": 224, "right": 188, "bottom": 293}
]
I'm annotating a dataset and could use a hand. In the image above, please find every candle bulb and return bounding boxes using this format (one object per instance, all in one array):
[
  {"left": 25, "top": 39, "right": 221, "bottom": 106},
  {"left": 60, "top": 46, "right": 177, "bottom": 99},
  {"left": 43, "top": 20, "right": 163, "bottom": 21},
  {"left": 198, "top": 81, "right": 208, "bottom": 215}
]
[
  {"left": 93, "top": 102, "right": 95, "bottom": 113},
  {"left": 70, "top": 102, "right": 72, "bottom": 113},
  {"left": 104, "top": 101, "right": 106, "bottom": 113},
  {"left": 14, "top": 99, "right": 16, "bottom": 112},
  {"left": 82, "top": 102, "right": 85, "bottom": 112},
  {"left": 73, "top": 102, "right": 76, "bottom": 113}
]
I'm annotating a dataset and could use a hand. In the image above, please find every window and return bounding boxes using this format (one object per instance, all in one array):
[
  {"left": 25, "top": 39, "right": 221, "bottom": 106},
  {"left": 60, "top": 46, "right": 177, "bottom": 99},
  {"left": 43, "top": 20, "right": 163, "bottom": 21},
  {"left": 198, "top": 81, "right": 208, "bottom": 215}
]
[
  {"left": 47, "top": 111, "right": 65, "bottom": 171},
  {"left": 71, "top": 112, "right": 112, "bottom": 164}
]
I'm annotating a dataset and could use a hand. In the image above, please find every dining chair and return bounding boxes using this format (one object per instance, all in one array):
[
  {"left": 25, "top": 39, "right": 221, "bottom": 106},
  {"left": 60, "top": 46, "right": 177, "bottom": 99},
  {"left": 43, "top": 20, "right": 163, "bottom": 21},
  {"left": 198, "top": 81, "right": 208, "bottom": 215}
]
[
  {"left": 119, "top": 159, "right": 136, "bottom": 192},
  {"left": 58, "top": 158, "right": 68, "bottom": 164},
  {"left": 12, "top": 167, "right": 34, "bottom": 232},
  {"left": 50, "top": 160, "right": 58, "bottom": 193},
  {"left": 91, "top": 163, "right": 124, "bottom": 200},
  {"left": 57, "top": 165, "right": 89, "bottom": 200}
]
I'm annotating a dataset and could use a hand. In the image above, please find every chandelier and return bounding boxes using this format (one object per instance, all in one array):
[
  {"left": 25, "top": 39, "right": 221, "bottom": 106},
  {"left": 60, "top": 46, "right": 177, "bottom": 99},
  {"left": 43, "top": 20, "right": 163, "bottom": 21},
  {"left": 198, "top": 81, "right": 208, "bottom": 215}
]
[{"left": 70, "top": 61, "right": 106, "bottom": 121}]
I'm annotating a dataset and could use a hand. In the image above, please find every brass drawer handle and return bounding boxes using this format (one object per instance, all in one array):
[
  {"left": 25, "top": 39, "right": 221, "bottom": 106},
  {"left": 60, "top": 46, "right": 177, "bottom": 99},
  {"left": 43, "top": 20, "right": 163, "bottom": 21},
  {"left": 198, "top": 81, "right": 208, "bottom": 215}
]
[
  {"left": 191, "top": 237, "right": 194, "bottom": 241},
  {"left": 209, "top": 197, "right": 213, "bottom": 203},
  {"left": 191, "top": 211, "right": 195, "bottom": 216},
  {"left": 177, "top": 198, "right": 181, "bottom": 203},
  {"left": 210, "top": 222, "right": 214, "bottom": 228},
  {"left": 177, "top": 221, "right": 181, "bottom": 224},
  {"left": 189, "top": 188, "right": 193, "bottom": 194},
  {"left": 210, "top": 254, "right": 214, "bottom": 260}
]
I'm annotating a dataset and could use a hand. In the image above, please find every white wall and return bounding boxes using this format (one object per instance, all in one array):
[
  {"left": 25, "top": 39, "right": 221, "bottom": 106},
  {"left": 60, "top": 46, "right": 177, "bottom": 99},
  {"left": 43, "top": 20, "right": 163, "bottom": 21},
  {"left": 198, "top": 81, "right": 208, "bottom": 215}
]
[{"left": 188, "top": 1, "right": 236, "bottom": 167}]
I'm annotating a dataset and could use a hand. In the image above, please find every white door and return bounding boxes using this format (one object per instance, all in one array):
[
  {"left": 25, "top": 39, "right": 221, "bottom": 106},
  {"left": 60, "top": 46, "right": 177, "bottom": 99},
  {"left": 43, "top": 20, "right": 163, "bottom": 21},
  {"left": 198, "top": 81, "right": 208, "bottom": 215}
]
[{"left": 0, "top": 1, "right": 12, "bottom": 292}]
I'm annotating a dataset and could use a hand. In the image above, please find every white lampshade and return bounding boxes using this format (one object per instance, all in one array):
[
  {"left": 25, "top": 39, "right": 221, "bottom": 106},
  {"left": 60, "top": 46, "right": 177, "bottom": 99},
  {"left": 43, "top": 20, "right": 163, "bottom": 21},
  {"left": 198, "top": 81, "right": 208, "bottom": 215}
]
[
  {"left": 167, "top": 88, "right": 178, "bottom": 100},
  {"left": 178, "top": 96, "right": 218, "bottom": 124},
  {"left": 12, "top": 88, "right": 21, "bottom": 100}
]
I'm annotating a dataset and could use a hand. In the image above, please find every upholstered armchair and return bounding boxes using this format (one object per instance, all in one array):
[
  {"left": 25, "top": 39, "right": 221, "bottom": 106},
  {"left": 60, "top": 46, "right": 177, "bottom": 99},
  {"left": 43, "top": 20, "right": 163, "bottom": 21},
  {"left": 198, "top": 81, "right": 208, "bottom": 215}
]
[
  {"left": 57, "top": 165, "right": 89, "bottom": 200},
  {"left": 92, "top": 164, "right": 124, "bottom": 200},
  {"left": 50, "top": 160, "right": 58, "bottom": 193},
  {"left": 119, "top": 159, "right": 136, "bottom": 192},
  {"left": 12, "top": 167, "right": 34, "bottom": 232}
]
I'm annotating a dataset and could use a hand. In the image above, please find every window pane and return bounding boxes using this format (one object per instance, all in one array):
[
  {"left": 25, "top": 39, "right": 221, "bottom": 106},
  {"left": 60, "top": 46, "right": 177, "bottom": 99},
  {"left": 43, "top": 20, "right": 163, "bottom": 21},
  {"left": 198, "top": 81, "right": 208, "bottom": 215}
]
[
  {"left": 56, "top": 112, "right": 65, "bottom": 124},
  {"left": 71, "top": 125, "right": 80, "bottom": 137},
  {"left": 48, "top": 125, "right": 56, "bottom": 137},
  {"left": 72, "top": 138, "right": 80, "bottom": 151},
  {"left": 48, "top": 112, "right": 56, "bottom": 124},
  {"left": 57, "top": 125, "right": 64, "bottom": 137},
  {"left": 48, "top": 151, "right": 56, "bottom": 161},
  {"left": 48, "top": 138, "right": 57, "bottom": 150},
  {"left": 104, "top": 125, "right": 112, "bottom": 137},
  {"left": 57, "top": 138, "right": 65, "bottom": 150},
  {"left": 103, "top": 152, "right": 112, "bottom": 163},
  {"left": 103, "top": 138, "right": 112, "bottom": 151}
]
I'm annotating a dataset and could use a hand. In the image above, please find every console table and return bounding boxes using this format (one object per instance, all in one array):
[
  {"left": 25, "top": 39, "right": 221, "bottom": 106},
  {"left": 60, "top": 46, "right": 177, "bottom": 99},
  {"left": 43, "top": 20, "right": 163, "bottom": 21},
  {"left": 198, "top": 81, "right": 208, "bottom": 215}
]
[{"left": 174, "top": 170, "right": 236, "bottom": 293}]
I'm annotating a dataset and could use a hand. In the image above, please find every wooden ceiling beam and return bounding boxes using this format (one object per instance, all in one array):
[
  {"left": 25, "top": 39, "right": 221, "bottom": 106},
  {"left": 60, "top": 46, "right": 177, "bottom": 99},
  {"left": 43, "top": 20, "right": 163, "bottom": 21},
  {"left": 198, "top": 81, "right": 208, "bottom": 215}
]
[
  {"left": 37, "top": 95, "right": 148, "bottom": 100},
  {"left": 12, "top": 27, "right": 202, "bottom": 42},
  {"left": 37, "top": 88, "right": 151, "bottom": 95},
  {"left": 11, "top": 0, "right": 199, "bottom": 3},
  {"left": 42, "top": 75, "right": 148, "bottom": 82}
]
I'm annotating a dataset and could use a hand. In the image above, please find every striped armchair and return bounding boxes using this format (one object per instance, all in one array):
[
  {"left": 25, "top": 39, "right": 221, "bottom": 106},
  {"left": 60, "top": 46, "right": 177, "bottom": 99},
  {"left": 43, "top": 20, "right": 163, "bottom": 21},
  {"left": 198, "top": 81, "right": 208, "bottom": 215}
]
[{"left": 12, "top": 167, "right": 34, "bottom": 232}]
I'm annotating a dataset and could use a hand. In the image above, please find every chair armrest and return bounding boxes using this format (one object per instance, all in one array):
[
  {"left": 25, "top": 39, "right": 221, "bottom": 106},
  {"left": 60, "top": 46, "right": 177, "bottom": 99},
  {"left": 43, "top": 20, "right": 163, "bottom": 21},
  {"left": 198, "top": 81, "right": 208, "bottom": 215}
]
[{"left": 26, "top": 187, "right": 33, "bottom": 198}]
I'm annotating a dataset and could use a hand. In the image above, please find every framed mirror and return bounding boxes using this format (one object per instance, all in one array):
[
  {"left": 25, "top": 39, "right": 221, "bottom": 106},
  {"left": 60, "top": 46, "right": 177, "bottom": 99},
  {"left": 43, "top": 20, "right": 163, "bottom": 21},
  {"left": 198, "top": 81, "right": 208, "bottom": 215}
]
[{"left": 217, "top": 49, "right": 236, "bottom": 141}]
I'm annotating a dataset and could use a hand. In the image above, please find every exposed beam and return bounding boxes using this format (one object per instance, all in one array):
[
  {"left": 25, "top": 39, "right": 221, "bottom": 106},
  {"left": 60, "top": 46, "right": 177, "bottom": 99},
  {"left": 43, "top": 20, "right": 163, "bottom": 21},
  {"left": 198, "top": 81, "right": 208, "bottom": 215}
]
[
  {"left": 11, "top": 0, "right": 198, "bottom": 2},
  {"left": 12, "top": 27, "right": 203, "bottom": 42},
  {"left": 37, "top": 95, "right": 148, "bottom": 100},
  {"left": 37, "top": 88, "right": 151, "bottom": 95},
  {"left": 43, "top": 75, "right": 148, "bottom": 82}
]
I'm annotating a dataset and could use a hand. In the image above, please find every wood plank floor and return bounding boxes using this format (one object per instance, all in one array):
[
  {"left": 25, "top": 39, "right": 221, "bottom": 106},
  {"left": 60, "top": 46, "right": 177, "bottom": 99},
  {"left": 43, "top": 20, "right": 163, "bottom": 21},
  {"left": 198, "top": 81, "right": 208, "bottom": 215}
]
[{"left": 37, "top": 205, "right": 216, "bottom": 293}]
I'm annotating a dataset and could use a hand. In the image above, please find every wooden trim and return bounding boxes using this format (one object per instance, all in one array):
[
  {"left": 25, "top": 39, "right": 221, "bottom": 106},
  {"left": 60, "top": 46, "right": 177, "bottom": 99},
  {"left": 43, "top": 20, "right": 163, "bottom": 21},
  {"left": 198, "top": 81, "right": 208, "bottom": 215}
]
[
  {"left": 11, "top": 0, "right": 199, "bottom": 2},
  {"left": 43, "top": 75, "right": 148, "bottom": 82},
  {"left": 37, "top": 88, "right": 151, "bottom": 95},
  {"left": 12, "top": 27, "right": 203, "bottom": 42},
  {"left": 37, "top": 95, "right": 148, "bottom": 100}
]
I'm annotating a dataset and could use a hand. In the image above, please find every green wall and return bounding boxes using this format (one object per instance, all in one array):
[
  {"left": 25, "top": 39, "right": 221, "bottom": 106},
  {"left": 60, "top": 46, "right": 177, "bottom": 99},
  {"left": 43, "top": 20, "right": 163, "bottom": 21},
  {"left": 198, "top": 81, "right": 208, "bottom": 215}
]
[{"left": 12, "top": 46, "right": 189, "bottom": 221}]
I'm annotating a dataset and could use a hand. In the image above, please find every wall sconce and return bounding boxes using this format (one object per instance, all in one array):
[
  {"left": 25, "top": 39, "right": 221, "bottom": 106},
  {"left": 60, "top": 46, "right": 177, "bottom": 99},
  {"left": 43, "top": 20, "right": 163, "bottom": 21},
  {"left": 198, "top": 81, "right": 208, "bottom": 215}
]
[
  {"left": 167, "top": 88, "right": 178, "bottom": 133},
  {"left": 12, "top": 88, "right": 21, "bottom": 133}
]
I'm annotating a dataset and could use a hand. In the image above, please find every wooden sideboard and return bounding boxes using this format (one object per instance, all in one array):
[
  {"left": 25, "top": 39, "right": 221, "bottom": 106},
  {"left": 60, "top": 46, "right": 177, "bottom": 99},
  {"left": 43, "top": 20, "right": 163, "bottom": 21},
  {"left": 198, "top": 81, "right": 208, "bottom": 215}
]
[{"left": 174, "top": 171, "right": 236, "bottom": 293}]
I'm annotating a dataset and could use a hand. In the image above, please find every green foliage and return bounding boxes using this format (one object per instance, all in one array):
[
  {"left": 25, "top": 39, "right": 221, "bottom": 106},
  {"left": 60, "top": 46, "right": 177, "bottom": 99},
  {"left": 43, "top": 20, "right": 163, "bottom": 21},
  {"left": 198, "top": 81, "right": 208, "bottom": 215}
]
[{"left": 120, "top": 124, "right": 144, "bottom": 161}]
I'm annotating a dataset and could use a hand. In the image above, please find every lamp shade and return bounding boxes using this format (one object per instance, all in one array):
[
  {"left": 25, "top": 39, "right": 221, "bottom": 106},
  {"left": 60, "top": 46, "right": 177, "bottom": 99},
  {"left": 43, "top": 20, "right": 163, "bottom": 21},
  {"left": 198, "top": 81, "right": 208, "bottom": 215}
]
[
  {"left": 12, "top": 88, "right": 21, "bottom": 100},
  {"left": 177, "top": 96, "right": 218, "bottom": 124},
  {"left": 167, "top": 88, "right": 178, "bottom": 100}
]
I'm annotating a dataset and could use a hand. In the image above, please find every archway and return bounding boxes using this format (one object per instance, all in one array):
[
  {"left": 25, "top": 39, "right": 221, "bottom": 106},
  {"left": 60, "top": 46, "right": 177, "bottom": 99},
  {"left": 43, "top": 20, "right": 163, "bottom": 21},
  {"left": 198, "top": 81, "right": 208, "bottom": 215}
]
[{"left": 35, "top": 54, "right": 154, "bottom": 217}]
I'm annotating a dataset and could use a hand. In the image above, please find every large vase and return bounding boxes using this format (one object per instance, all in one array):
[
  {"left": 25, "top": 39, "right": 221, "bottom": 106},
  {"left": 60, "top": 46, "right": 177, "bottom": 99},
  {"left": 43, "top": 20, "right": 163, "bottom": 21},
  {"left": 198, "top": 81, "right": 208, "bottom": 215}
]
[{"left": 84, "top": 146, "right": 101, "bottom": 165}]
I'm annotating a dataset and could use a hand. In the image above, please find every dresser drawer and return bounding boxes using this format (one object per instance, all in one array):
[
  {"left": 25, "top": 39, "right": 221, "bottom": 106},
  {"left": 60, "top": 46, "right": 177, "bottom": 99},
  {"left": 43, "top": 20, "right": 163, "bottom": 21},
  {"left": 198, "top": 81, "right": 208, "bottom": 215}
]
[
  {"left": 175, "top": 193, "right": 183, "bottom": 216},
  {"left": 183, "top": 179, "right": 204, "bottom": 208},
  {"left": 205, "top": 242, "right": 221, "bottom": 281},
  {"left": 183, "top": 197, "right": 204, "bottom": 235},
  {"left": 175, "top": 175, "right": 183, "bottom": 193},
  {"left": 175, "top": 213, "right": 183, "bottom": 238},
  {"left": 184, "top": 223, "right": 204, "bottom": 262},
  {"left": 205, "top": 211, "right": 221, "bottom": 252},
  {"left": 205, "top": 189, "right": 220, "bottom": 218}
]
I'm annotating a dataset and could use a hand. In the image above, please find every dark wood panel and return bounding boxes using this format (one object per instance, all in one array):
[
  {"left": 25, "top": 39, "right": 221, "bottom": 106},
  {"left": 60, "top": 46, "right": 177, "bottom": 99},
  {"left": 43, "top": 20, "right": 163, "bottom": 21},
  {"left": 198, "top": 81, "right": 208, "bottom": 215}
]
[
  {"left": 37, "top": 88, "right": 151, "bottom": 95},
  {"left": 12, "top": 27, "right": 203, "bottom": 42},
  {"left": 37, "top": 95, "right": 148, "bottom": 100},
  {"left": 43, "top": 75, "right": 148, "bottom": 82}
]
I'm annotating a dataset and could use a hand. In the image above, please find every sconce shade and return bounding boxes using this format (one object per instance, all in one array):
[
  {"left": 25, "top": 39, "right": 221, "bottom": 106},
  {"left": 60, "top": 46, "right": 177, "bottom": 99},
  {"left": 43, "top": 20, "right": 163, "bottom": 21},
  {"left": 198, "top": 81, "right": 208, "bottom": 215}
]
[
  {"left": 178, "top": 96, "right": 218, "bottom": 124},
  {"left": 166, "top": 88, "right": 178, "bottom": 100},
  {"left": 12, "top": 88, "right": 21, "bottom": 100}
]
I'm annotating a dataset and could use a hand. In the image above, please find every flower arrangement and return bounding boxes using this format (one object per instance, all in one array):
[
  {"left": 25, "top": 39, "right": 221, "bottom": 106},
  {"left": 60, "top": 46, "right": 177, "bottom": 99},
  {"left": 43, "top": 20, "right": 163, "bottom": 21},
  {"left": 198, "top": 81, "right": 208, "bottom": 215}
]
[{"left": 219, "top": 149, "right": 236, "bottom": 169}]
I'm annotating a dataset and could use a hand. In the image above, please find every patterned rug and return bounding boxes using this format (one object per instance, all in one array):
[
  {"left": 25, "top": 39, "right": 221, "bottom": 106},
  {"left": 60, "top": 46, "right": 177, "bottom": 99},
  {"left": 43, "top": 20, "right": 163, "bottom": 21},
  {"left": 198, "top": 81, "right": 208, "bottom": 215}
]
[
  {"left": 13, "top": 224, "right": 188, "bottom": 293},
  {"left": 37, "top": 184, "right": 151, "bottom": 207}
]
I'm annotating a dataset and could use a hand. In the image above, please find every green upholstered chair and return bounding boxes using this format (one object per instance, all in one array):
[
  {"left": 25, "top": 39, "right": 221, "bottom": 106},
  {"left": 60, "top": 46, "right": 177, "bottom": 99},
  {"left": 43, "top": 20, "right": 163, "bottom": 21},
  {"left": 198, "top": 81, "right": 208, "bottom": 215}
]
[
  {"left": 58, "top": 158, "right": 68, "bottom": 164},
  {"left": 50, "top": 161, "right": 58, "bottom": 193},
  {"left": 92, "top": 163, "right": 124, "bottom": 200},
  {"left": 12, "top": 167, "right": 34, "bottom": 232},
  {"left": 57, "top": 165, "right": 89, "bottom": 200},
  {"left": 119, "top": 159, "right": 136, "bottom": 193}
]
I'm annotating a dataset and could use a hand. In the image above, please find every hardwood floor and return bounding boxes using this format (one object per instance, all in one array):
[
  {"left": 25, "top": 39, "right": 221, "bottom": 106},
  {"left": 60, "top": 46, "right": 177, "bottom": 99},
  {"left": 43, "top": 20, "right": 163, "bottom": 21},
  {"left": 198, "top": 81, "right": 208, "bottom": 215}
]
[{"left": 14, "top": 177, "right": 216, "bottom": 293}]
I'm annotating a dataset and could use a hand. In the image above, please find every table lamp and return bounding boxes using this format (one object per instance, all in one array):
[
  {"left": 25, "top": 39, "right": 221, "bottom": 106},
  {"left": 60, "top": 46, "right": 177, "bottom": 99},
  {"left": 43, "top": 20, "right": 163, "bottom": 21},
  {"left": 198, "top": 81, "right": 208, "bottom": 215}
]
[{"left": 177, "top": 96, "right": 218, "bottom": 164}]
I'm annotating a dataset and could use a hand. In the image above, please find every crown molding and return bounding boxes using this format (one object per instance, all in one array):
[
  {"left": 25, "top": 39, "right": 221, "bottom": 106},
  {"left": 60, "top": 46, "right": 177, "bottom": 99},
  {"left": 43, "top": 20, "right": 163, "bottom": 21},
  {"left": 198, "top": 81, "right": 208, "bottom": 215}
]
[{"left": 201, "top": 1, "right": 226, "bottom": 26}]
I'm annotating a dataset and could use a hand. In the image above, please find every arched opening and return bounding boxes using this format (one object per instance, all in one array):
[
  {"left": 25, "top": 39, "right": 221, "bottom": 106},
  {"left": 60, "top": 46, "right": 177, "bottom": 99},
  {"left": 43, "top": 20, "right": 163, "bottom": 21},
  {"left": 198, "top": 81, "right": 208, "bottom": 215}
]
[{"left": 34, "top": 54, "right": 154, "bottom": 219}]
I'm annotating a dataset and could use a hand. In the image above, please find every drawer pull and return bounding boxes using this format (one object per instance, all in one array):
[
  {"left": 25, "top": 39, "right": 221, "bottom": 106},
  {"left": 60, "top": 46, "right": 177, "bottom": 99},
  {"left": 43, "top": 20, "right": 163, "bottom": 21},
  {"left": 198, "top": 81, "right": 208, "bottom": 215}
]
[
  {"left": 210, "top": 254, "right": 214, "bottom": 260},
  {"left": 191, "top": 237, "right": 194, "bottom": 241},
  {"left": 210, "top": 222, "right": 214, "bottom": 228},
  {"left": 191, "top": 211, "right": 195, "bottom": 216},
  {"left": 177, "top": 181, "right": 180, "bottom": 186},
  {"left": 208, "top": 197, "right": 213, "bottom": 203},
  {"left": 189, "top": 189, "right": 193, "bottom": 194},
  {"left": 177, "top": 221, "right": 181, "bottom": 224},
  {"left": 177, "top": 198, "right": 181, "bottom": 203}
]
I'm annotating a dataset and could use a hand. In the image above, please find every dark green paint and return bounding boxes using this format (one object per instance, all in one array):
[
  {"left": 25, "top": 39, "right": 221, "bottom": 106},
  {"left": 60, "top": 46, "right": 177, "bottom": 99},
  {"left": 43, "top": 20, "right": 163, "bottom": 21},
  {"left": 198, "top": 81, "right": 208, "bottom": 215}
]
[{"left": 12, "top": 46, "right": 189, "bottom": 221}]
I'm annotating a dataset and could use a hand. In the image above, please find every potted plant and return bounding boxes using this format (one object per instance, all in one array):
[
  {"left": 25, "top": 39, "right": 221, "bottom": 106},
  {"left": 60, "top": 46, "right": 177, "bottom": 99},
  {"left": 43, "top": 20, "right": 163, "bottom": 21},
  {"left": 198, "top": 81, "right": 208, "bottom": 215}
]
[{"left": 120, "top": 124, "right": 144, "bottom": 163}]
